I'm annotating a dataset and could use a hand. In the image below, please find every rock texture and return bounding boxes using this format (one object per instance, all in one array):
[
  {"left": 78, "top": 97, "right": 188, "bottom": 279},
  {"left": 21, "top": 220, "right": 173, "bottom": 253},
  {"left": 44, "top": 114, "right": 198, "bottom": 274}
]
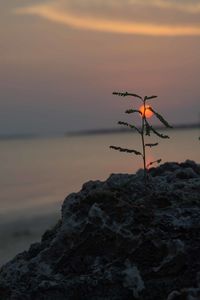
[{"left": 0, "top": 160, "right": 200, "bottom": 300}]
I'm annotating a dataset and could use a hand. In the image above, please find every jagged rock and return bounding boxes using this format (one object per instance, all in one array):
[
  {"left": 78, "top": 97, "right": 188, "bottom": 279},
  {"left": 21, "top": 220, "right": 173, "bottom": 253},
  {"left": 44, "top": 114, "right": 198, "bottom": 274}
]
[
  {"left": 0, "top": 160, "right": 200, "bottom": 300},
  {"left": 167, "top": 288, "right": 200, "bottom": 300}
]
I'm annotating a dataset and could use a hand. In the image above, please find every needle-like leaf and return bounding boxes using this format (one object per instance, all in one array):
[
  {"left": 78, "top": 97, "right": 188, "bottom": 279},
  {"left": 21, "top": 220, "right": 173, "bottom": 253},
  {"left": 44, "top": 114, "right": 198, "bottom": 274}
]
[
  {"left": 145, "top": 143, "right": 159, "bottom": 147},
  {"left": 113, "top": 92, "right": 142, "bottom": 100},
  {"left": 110, "top": 146, "right": 142, "bottom": 155},
  {"left": 147, "top": 159, "right": 162, "bottom": 168},
  {"left": 125, "top": 109, "right": 142, "bottom": 115},
  {"left": 144, "top": 95, "right": 158, "bottom": 100},
  {"left": 146, "top": 121, "right": 170, "bottom": 139},
  {"left": 118, "top": 121, "right": 141, "bottom": 134},
  {"left": 145, "top": 122, "right": 151, "bottom": 136},
  {"left": 149, "top": 107, "right": 173, "bottom": 128}
]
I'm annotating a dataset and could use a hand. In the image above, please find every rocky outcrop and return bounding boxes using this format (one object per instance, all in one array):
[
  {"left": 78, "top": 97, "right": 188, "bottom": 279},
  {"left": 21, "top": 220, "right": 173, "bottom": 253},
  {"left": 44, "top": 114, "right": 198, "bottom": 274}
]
[{"left": 0, "top": 160, "right": 200, "bottom": 300}]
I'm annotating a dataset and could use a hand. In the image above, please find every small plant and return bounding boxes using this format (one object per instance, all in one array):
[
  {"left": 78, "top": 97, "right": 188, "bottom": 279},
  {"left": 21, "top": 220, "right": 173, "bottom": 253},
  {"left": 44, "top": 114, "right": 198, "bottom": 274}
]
[{"left": 110, "top": 92, "right": 173, "bottom": 185}]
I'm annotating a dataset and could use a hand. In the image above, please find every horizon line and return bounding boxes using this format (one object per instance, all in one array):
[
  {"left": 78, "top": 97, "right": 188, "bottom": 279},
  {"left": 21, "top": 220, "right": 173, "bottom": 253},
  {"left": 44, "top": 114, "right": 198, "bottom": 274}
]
[{"left": 66, "top": 122, "right": 200, "bottom": 136}]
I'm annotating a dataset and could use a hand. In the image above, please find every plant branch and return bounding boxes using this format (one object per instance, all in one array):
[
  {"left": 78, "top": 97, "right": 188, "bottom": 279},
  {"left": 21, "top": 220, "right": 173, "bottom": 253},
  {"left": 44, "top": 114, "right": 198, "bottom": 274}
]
[
  {"left": 145, "top": 143, "right": 159, "bottom": 147},
  {"left": 110, "top": 146, "right": 142, "bottom": 155},
  {"left": 118, "top": 121, "right": 141, "bottom": 134},
  {"left": 113, "top": 92, "right": 143, "bottom": 100}
]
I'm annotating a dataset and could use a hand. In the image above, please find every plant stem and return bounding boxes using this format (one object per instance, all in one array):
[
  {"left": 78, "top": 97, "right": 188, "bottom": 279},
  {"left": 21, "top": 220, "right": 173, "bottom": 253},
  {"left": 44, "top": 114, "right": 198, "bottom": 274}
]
[{"left": 141, "top": 100, "right": 147, "bottom": 185}]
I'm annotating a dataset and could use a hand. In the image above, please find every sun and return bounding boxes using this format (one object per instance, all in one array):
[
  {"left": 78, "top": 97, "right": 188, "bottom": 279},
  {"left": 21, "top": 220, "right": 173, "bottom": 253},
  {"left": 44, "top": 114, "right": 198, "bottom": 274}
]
[{"left": 139, "top": 104, "right": 153, "bottom": 118}]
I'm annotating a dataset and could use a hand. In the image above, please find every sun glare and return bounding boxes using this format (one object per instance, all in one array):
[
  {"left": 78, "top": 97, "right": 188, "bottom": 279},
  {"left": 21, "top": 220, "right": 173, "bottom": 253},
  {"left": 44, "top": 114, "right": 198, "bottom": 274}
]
[{"left": 139, "top": 105, "right": 153, "bottom": 118}]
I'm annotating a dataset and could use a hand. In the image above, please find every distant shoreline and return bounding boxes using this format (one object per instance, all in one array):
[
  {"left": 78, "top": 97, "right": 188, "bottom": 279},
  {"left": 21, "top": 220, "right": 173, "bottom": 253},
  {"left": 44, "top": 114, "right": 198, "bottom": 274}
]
[
  {"left": 0, "top": 123, "right": 199, "bottom": 140},
  {"left": 0, "top": 134, "right": 38, "bottom": 141},
  {"left": 66, "top": 122, "right": 200, "bottom": 137}
]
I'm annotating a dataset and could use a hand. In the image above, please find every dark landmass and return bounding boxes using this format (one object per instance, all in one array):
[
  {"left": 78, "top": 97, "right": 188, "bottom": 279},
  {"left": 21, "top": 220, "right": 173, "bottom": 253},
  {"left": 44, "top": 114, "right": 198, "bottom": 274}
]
[
  {"left": 0, "top": 123, "right": 199, "bottom": 140},
  {"left": 0, "top": 134, "right": 38, "bottom": 141},
  {"left": 66, "top": 122, "right": 200, "bottom": 136},
  {"left": 0, "top": 160, "right": 200, "bottom": 299}
]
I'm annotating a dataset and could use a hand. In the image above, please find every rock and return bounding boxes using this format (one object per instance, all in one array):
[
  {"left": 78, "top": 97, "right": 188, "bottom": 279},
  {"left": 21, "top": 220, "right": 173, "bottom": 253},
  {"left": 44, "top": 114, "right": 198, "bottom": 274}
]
[
  {"left": 0, "top": 160, "right": 200, "bottom": 299},
  {"left": 167, "top": 288, "right": 200, "bottom": 300}
]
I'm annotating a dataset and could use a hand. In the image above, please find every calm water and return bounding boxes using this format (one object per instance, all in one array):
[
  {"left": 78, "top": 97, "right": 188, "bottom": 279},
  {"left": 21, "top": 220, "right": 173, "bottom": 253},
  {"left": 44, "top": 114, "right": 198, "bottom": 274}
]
[{"left": 0, "top": 128, "right": 199, "bottom": 221}]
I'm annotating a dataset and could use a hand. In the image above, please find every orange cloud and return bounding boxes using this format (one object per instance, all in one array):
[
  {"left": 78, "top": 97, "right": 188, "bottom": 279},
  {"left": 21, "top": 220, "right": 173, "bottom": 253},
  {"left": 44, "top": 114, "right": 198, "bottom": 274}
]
[{"left": 15, "top": 4, "right": 200, "bottom": 36}]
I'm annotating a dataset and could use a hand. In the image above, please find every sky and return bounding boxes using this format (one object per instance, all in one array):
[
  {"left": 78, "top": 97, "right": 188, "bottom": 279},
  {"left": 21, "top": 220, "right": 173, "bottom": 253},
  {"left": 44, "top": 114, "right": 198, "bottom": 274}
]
[{"left": 0, "top": 0, "right": 200, "bottom": 135}]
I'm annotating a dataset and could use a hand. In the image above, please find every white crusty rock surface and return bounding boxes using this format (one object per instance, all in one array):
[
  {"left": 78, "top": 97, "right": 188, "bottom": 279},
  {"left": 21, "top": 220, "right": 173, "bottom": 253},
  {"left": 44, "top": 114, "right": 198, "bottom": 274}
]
[{"left": 0, "top": 160, "right": 200, "bottom": 300}]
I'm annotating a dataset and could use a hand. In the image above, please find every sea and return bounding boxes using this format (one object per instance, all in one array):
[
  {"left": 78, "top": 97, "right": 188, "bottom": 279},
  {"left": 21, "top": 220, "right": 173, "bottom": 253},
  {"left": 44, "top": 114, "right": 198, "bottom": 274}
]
[
  {"left": 0, "top": 128, "right": 199, "bottom": 222},
  {"left": 0, "top": 128, "right": 199, "bottom": 264}
]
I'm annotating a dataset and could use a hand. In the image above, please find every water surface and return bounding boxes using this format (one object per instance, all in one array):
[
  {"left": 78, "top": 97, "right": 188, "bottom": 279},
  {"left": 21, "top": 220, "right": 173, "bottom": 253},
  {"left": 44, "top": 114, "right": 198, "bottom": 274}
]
[{"left": 0, "top": 128, "right": 199, "bottom": 221}]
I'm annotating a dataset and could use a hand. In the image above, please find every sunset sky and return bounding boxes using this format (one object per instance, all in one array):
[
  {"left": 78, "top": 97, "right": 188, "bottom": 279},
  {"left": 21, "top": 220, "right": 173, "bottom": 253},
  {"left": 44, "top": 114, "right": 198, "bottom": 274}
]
[{"left": 1, "top": 0, "right": 200, "bottom": 134}]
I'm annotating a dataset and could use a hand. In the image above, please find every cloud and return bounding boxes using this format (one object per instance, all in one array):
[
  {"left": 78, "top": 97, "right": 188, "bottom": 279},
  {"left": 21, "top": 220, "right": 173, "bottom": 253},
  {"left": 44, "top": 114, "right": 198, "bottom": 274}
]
[
  {"left": 15, "top": 1, "right": 200, "bottom": 36},
  {"left": 129, "top": 0, "right": 200, "bottom": 14}
]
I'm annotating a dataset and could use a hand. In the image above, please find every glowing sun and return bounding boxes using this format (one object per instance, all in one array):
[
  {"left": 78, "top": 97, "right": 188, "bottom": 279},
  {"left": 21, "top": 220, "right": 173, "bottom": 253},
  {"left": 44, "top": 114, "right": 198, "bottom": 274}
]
[{"left": 139, "top": 104, "right": 153, "bottom": 118}]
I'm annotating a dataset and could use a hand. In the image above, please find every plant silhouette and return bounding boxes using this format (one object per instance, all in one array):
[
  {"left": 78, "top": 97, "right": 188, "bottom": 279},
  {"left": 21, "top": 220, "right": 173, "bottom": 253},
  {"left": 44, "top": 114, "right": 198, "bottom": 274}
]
[{"left": 110, "top": 92, "right": 173, "bottom": 185}]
